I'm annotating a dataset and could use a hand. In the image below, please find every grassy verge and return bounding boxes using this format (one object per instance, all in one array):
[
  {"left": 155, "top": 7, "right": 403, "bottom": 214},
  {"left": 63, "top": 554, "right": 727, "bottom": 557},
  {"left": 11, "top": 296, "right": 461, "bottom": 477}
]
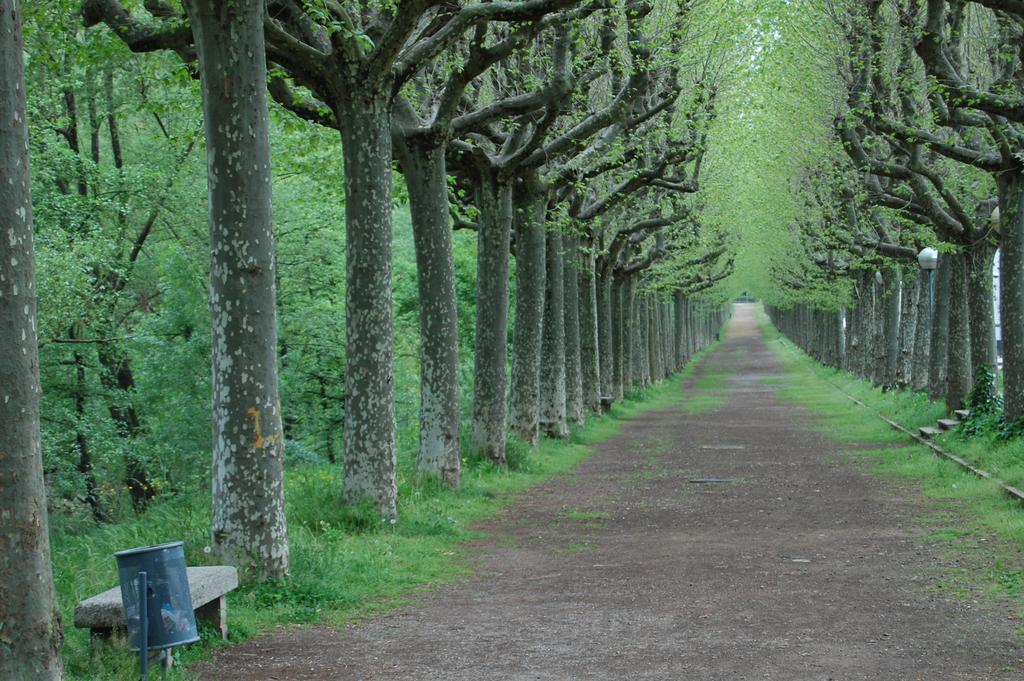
[
  {"left": 680, "top": 339, "right": 734, "bottom": 415},
  {"left": 757, "top": 308, "right": 1024, "bottom": 623},
  {"left": 51, "top": 342, "right": 719, "bottom": 681}
]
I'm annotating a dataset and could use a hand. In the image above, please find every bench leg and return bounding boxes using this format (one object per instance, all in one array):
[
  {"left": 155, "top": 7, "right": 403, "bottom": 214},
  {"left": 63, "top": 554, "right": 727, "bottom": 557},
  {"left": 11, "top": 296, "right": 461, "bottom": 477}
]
[
  {"left": 89, "top": 627, "right": 113, "bottom": 646},
  {"left": 195, "top": 595, "right": 229, "bottom": 640}
]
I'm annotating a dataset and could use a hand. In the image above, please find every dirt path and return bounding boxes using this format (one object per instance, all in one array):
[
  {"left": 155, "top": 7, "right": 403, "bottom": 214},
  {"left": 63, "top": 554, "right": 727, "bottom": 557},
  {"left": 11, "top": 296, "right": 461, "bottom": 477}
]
[{"left": 199, "top": 304, "right": 1022, "bottom": 680}]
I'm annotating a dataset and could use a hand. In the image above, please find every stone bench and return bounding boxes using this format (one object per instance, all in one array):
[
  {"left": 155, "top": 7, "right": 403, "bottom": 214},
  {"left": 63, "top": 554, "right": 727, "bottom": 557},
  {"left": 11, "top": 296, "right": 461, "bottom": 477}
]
[{"left": 74, "top": 565, "right": 238, "bottom": 643}]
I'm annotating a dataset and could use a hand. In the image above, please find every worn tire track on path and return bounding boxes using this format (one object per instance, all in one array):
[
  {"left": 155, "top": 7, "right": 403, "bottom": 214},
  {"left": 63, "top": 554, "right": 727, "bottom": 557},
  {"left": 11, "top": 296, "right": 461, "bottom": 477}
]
[{"left": 199, "top": 303, "right": 1022, "bottom": 680}]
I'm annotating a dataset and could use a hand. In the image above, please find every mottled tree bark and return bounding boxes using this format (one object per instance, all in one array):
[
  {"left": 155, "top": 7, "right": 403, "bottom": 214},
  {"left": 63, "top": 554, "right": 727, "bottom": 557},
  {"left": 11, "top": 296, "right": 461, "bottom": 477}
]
[
  {"left": 897, "top": 271, "right": 919, "bottom": 389},
  {"left": 611, "top": 276, "right": 625, "bottom": 400},
  {"left": 912, "top": 269, "right": 931, "bottom": 392},
  {"left": 624, "top": 280, "right": 638, "bottom": 393},
  {"left": 187, "top": 0, "right": 290, "bottom": 576},
  {"left": 509, "top": 181, "right": 546, "bottom": 444},
  {"left": 597, "top": 268, "right": 614, "bottom": 400},
  {"left": 966, "top": 241, "right": 997, "bottom": 390},
  {"left": 470, "top": 173, "right": 512, "bottom": 464},
  {"left": 945, "top": 254, "right": 972, "bottom": 412},
  {"left": 0, "top": 1, "right": 65, "bottom": 674},
  {"left": 846, "top": 300, "right": 861, "bottom": 375},
  {"left": 563, "top": 235, "right": 584, "bottom": 425},
  {"left": 334, "top": 88, "right": 399, "bottom": 516},
  {"left": 997, "top": 157, "right": 1024, "bottom": 421},
  {"left": 579, "top": 249, "right": 601, "bottom": 413},
  {"left": 647, "top": 298, "right": 661, "bottom": 382},
  {"left": 674, "top": 293, "right": 686, "bottom": 370},
  {"left": 539, "top": 231, "right": 568, "bottom": 437},
  {"left": 928, "top": 254, "right": 952, "bottom": 402},
  {"left": 881, "top": 269, "right": 901, "bottom": 389},
  {"left": 837, "top": 308, "right": 847, "bottom": 370},
  {"left": 393, "top": 130, "right": 460, "bottom": 487}
]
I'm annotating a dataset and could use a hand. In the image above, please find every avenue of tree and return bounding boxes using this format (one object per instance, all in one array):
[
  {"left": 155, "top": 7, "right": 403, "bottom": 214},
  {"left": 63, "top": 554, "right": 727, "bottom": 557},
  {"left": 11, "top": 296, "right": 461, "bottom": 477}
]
[
  {"left": 3, "top": 0, "right": 1024, "bottom": 677},
  {"left": 2, "top": 1, "right": 732, "bottom": 676}
]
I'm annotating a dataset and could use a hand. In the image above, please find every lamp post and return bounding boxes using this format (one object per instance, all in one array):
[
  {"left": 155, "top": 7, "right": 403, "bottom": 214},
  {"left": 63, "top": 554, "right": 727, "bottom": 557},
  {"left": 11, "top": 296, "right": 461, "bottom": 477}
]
[{"left": 918, "top": 247, "right": 939, "bottom": 331}]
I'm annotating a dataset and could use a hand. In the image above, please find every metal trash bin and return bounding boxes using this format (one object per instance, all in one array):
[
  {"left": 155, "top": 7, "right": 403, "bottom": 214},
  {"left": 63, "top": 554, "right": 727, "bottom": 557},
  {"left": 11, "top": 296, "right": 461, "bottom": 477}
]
[{"left": 115, "top": 541, "right": 200, "bottom": 653}]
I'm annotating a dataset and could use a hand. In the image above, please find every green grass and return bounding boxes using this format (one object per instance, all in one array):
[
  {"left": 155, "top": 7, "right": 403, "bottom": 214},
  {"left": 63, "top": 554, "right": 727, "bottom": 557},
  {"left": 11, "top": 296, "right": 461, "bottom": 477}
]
[
  {"left": 756, "top": 307, "right": 1024, "bottom": 616},
  {"left": 560, "top": 509, "right": 611, "bottom": 521},
  {"left": 50, "top": 349, "right": 709, "bottom": 681},
  {"left": 678, "top": 339, "right": 733, "bottom": 415}
]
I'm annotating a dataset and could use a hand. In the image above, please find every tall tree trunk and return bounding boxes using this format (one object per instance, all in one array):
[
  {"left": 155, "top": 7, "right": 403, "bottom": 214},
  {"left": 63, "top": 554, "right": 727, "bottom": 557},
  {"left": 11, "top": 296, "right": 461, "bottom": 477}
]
[
  {"left": 897, "top": 271, "right": 919, "bottom": 389},
  {"left": 639, "top": 295, "right": 651, "bottom": 387},
  {"left": 189, "top": 0, "right": 290, "bottom": 575},
  {"left": 0, "top": 2, "right": 65, "bottom": 674},
  {"left": 966, "top": 240, "right": 997, "bottom": 390},
  {"left": 563, "top": 235, "right": 584, "bottom": 425},
  {"left": 579, "top": 248, "right": 601, "bottom": 413},
  {"left": 912, "top": 268, "right": 931, "bottom": 392},
  {"left": 596, "top": 267, "right": 613, "bottom": 401},
  {"left": 539, "top": 231, "right": 568, "bottom": 437},
  {"left": 611, "top": 276, "right": 625, "bottom": 400},
  {"left": 647, "top": 298, "right": 661, "bottom": 382},
  {"left": 624, "top": 278, "right": 638, "bottom": 393},
  {"left": 333, "top": 88, "right": 398, "bottom": 517},
  {"left": 846, "top": 299, "right": 861, "bottom": 375},
  {"left": 837, "top": 307, "right": 847, "bottom": 370},
  {"left": 470, "top": 172, "right": 512, "bottom": 464},
  {"left": 946, "top": 253, "right": 972, "bottom": 412},
  {"left": 104, "top": 67, "right": 123, "bottom": 171},
  {"left": 70, "top": 340, "right": 107, "bottom": 522},
  {"left": 881, "top": 269, "right": 901, "bottom": 389},
  {"left": 393, "top": 129, "right": 460, "bottom": 487},
  {"left": 508, "top": 180, "right": 546, "bottom": 444},
  {"left": 928, "top": 254, "right": 952, "bottom": 402},
  {"left": 673, "top": 293, "right": 685, "bottom": 370},
  {"left": 999, "top": 170, "right": 1024, "bottom": 420}
]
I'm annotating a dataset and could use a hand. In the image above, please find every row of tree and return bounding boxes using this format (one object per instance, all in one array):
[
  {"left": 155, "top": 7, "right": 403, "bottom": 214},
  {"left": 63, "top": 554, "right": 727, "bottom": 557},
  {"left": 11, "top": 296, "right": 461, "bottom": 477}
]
[
  {"left": 2, "top": 1, "right": 731, "bottom": 677},
  {"left": 758, "top": 0, "right": 1022, "bottom": 421}
]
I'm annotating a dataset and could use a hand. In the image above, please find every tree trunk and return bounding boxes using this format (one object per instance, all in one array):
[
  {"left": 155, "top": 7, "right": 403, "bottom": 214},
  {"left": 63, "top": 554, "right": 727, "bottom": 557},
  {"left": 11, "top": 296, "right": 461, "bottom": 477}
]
[
  {"left": 563, "top": 235, "right": 584, "bottom": 425},
  {"left": 332, "top": 87, "right": 399, "bottom": 517},
  {"left": 897, "top": 271, "right": 918, "bottom": 389},
  {"left": 508, "top": 180, "right": 546, "bottom": 444},
  {"left": 393, "top": 130, "right": 460, "bottom": 487},
  {"left": 539, "top": 231, "right": 568, "bottom": 437},
  {"left": 912, "top": 268, "right": 931, "bottom": 392},
  {"left": 638, "top": 295, "right": 650, "bottom": 388},
  {"left": 928, "top": 253, "right": 952, "bottom": 402},
  {"left": 470, "top": 172, "right": 512, "bottom": 464},
  {"left": 579, "top": 248, "right": 601, "bottom": 413},
  {"left": 188, "top": 0, "right": 291, "bottom": 575},
  {"left": 946, "top": 253, "right": 972, "bottom": 412},
  {"left": 966, "top": 240, "right": 998, "bottom": 390},
  {"left": 846, "top": 299, "right": 861, "bottom": 375},
  {"left": 881, "top": 269, "right": 901, "bottom": 389},
  {"left": 647, "top": 298, "right": 661, "bottom": 383},
  {"left": 597, "top": 267, "right": 613, "bottom": 401},
  {"left": 0, "top": 2, "right": 65, "bottom": 674},
  {"left": 611, "top": 276, "right": 625, "bottom": 400},
  {"left": 674, "top": 293, "right": 685, "bottom": 370},
  {"left": 837, "top": 307, "right": 847, "bottom": 370},
  {"left": 999, "top": 170, "right": 1024, "bottom": 420},
  {"left": 624, "top": 279, "right": 638, "bottom": 393}
]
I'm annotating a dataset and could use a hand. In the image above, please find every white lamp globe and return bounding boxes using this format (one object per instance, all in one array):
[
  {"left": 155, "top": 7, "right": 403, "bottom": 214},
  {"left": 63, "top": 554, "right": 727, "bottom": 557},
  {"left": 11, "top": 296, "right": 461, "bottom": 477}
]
[{"left": 917, "top": 247, "right": 939, "bottom": 271}]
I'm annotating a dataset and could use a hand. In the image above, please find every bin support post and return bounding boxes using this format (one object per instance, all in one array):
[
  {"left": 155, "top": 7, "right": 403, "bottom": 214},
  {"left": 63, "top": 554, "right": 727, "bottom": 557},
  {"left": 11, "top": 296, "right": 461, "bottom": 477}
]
[{"left": 139, "top": 570, "right": 149, "bottom": 681}]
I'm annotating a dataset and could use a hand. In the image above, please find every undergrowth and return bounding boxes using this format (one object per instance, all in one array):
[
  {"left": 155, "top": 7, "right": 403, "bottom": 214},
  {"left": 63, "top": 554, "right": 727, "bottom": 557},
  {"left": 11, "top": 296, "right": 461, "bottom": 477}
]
[{"left": 50, "top": 341, "right": 719, "bottom": 681}]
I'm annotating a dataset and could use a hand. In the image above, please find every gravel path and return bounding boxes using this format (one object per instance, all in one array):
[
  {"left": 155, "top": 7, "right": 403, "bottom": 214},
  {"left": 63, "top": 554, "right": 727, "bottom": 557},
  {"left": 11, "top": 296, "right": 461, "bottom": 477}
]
[{"left": 198, "top": 303, "right": 1022, "bottom": 680}]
